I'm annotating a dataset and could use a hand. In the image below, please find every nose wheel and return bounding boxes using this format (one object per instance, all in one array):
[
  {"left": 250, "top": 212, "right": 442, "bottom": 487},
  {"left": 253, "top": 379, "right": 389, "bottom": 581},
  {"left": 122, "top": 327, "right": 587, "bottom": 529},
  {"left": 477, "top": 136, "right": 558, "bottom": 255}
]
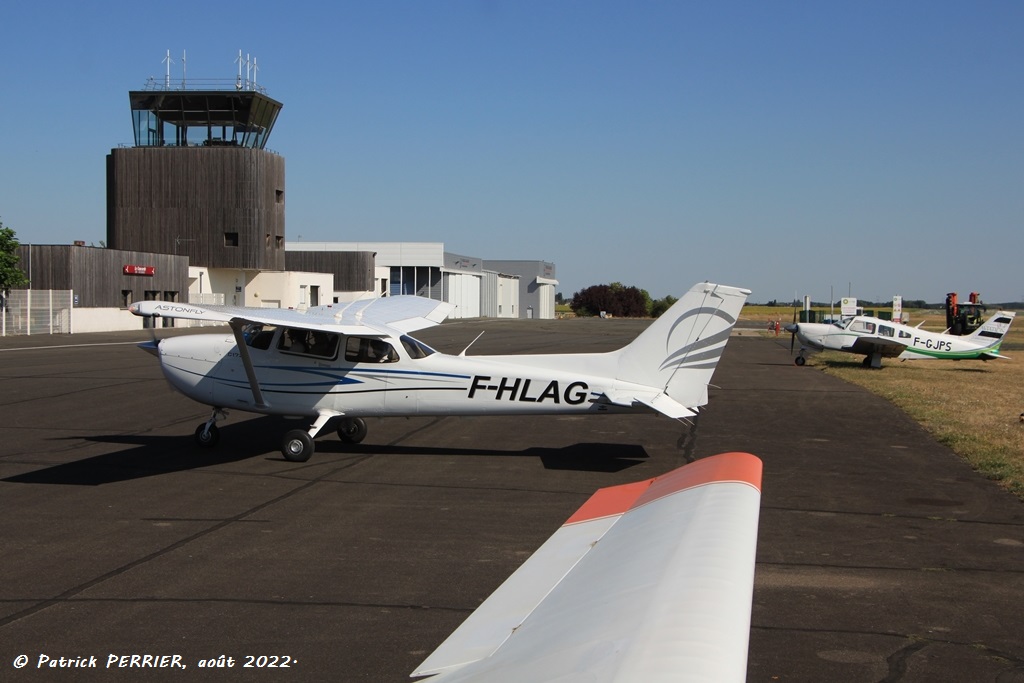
[
  {"left": 194, "top": 408, "right": 228, "bottom": 448},
  {"left": 794, "top": 355, "right": 807, "bottom": 366}
]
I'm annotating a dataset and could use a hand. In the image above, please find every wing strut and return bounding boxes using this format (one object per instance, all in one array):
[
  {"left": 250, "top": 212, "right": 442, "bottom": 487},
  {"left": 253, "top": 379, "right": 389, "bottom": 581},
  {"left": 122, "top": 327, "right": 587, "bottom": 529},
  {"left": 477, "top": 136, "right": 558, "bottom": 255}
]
[{"left": 229, "top": 320, "right": 269, "bottom": 408}]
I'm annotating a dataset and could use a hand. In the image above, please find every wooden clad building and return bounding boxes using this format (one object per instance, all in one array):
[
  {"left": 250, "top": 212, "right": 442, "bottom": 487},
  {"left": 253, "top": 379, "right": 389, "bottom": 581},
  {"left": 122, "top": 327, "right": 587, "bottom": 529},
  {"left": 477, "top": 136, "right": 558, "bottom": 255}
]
[
  {"left": 16, "top": 245, "right": 188, "bottom": 308},
  {"left": 107, "top": 146, "right": 285, "bottom": 270},
  {"left": 107, "top": 87, "right": 286, "bottom": 271}
]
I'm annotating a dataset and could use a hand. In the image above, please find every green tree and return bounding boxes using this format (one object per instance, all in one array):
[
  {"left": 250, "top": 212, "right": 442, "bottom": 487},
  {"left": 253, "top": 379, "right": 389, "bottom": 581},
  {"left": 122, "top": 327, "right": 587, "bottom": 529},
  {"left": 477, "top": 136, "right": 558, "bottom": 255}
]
[
  {"left": 0, "top": 219, "right": 29, "bottom": 293},
  {"left": 650, "top": 295, "right": 678, "bottom": 318},
  {"left": 570, "top": 283, "right": 650, "bottom": 317}
]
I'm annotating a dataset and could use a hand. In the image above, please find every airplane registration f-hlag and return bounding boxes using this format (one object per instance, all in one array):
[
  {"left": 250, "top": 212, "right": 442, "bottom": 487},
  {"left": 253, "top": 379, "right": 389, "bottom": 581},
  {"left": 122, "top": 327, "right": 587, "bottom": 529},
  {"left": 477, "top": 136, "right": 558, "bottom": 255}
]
[
  {"left": 130, "top": 282, "right": 750, "bottom": 462},
  {"left": 786, "top": 309, "right": 1015, "bottom": 368}
]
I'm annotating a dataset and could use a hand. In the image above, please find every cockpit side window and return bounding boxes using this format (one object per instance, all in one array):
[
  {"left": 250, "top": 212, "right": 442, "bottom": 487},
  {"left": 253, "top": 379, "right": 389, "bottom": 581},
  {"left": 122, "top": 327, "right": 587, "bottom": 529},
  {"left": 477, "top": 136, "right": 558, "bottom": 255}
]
[
  {"left": 279, "top": 328, "right": 339, "bottom": 359},
  {"left": 400, "top": 335, "right": 436, "bottom": 359},
  {"left": 345, "top": 336, "right": 398, "bottom": 363},
  {"left": 879, "top": 325, "right": 894, "bottom": 337},
  {"left": 244, "top": 324, "right": 277, "bottom": 350}
]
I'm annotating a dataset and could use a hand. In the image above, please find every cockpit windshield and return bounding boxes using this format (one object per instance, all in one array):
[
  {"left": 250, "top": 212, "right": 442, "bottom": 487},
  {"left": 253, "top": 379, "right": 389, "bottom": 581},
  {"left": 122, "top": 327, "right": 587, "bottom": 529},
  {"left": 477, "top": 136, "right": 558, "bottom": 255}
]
[{"left": 400, "top": 335, "right": 436, "bottom": 359}]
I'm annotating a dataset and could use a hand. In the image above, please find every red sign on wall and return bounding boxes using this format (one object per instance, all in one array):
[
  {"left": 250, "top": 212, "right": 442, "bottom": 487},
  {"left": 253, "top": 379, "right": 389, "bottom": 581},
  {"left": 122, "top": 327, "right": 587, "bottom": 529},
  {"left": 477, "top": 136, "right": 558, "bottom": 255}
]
[{"left": 123, "top": 265, "right": 156, "bottom": 276}]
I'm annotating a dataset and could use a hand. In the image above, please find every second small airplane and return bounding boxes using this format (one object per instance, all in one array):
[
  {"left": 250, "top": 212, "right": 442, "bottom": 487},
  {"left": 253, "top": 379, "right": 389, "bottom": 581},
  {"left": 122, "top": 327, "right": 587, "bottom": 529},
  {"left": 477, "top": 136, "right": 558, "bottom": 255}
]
[{"left": 786, "top": 309, "right": 1016, "bottom": 368}]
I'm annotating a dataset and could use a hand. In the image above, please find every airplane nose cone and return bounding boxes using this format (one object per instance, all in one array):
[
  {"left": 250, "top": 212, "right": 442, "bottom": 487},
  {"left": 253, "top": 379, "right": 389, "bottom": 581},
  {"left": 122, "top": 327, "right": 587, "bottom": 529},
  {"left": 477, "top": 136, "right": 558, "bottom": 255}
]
[{"left": 784, "top": 323, "right": 798, "bottom": 333}]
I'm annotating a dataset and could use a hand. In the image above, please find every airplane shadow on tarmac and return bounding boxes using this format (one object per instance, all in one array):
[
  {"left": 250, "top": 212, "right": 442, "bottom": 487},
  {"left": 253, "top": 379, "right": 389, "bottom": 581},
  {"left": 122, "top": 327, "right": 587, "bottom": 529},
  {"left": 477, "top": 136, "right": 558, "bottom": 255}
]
[
  {"left": 330, "top": 442, "right": 649, "bottom": 474},
  {"left": 4, "top": 416, "right": 649, "bottom": 486}
]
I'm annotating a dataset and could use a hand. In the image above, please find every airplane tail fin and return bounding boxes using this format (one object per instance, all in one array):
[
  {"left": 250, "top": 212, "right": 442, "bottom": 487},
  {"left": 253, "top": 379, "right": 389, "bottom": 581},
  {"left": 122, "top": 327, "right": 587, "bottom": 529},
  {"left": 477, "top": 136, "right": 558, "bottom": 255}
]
[
  {"left": 612, "top": 282, "right": 749, "bottom": 417},
  {"left": 966, "top": 310, "right": 1015, "bottom": 349}
]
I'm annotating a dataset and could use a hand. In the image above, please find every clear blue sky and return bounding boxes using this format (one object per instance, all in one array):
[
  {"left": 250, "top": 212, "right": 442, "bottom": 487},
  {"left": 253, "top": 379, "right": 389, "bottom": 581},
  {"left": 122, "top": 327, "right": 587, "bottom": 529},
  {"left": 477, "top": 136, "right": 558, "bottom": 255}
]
[{"left": 2, "top": 1, "right": 1022, "bottom": 304}]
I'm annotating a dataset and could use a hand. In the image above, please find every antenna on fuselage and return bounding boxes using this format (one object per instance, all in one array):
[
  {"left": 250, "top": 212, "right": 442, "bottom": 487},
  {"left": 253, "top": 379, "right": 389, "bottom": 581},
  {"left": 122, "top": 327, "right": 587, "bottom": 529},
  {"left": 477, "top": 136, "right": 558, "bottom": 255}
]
[{"left": 459, "top": 331, "right": 486, "bottom": 357}]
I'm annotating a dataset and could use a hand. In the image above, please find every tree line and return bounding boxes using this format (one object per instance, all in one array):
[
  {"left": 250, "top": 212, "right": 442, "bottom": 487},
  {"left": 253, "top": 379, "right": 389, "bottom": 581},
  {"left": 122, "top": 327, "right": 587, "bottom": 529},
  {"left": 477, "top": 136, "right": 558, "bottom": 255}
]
[{"left": 564, "top": 282, "right": 678, "bottom": 318}]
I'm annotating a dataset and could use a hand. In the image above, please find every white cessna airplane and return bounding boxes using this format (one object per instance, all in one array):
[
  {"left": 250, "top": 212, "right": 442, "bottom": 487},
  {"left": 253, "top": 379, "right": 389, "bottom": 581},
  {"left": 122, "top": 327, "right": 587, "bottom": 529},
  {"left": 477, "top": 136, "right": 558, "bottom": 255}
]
[
  {"left": 786, "top": 309, "right": 1015, "bottom": 368},
  {"left": 129, "top": 281, "right": 749, "bottom": 462},
  {"left": 413, "top": 450, "right": 763, "bottom": 682}
]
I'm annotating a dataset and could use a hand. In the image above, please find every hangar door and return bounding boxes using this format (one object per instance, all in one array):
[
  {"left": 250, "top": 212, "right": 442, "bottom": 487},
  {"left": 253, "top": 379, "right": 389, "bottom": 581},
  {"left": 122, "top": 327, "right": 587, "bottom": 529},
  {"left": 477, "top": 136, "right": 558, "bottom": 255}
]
[{"left": 443, "top": 272, "right": 481, "bottom": 318}]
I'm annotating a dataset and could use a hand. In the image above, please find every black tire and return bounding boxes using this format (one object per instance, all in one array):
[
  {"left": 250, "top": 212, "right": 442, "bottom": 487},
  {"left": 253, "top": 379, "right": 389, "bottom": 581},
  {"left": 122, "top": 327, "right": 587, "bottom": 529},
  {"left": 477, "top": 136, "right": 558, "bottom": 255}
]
[
  {"left": 794, "top": 356, "right": 806, "bottom": 367},
  {"left": 337, "top": 417, "right": 368, "bottom": 444},
  {"left": 194, "top": 423, "right": 220, "bottom": 448},
  {"left": 281, "top": 429, "right": 314, "bottom": 462}
]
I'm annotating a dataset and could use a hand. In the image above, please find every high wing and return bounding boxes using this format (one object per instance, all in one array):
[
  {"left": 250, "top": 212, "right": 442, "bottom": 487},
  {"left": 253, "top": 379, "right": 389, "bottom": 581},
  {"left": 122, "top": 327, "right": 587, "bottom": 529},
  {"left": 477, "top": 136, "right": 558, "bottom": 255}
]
[
  {"left": 412, "top": 452, "right": 763, "bottom": 683},
  {"left": 129, "top": 295, "right": 453, "bottom": 336},
  {"left": 846, "top": 335, "right": 907, "bottom": 358},
  {"left": 307, "top": 296, "right": 454, "bottom": 334}
]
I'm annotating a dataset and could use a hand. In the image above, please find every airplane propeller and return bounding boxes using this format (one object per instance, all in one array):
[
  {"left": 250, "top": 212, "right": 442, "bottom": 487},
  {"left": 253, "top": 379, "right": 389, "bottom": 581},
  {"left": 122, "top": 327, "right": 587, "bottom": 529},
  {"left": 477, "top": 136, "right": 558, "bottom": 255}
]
[{"left": 137, "top": 315, "right": 161, "bottom": 357}]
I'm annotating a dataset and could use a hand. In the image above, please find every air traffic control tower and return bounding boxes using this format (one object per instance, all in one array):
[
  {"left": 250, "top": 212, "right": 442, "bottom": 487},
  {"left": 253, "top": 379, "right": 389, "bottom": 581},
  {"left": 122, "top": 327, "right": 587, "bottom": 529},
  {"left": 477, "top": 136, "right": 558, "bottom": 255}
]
[{"left": 107, "top": 72, "right": 286, "bottom": 270}]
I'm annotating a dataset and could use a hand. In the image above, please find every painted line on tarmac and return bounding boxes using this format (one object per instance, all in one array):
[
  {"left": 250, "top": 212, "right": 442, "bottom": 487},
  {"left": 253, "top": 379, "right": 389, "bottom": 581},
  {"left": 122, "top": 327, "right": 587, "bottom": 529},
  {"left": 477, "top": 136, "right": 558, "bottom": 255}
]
[{"left": 0, "top": 341, "right": 146, "bottom": 352}]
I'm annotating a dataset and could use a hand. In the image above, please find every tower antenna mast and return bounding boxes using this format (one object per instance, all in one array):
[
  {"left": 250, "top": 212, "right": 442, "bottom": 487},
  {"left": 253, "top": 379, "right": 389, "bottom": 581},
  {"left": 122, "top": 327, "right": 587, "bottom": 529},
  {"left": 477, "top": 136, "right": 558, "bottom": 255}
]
[{"left": 162, "top": 49, "right": 174, "bottom": 89}]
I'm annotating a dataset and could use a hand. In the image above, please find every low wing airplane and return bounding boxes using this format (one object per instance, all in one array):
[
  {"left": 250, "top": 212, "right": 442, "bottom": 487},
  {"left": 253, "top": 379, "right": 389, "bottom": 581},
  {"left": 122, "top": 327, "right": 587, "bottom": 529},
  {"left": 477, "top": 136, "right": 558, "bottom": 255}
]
[
  {"left": 412, "top": 451, "right": 763, "bottom": 682},
  {"left": 129, "top": 281, "right": 750, "bottom": 462},
  {"left": 785, "top": 309, "right": 1015, "bottom": 368}
]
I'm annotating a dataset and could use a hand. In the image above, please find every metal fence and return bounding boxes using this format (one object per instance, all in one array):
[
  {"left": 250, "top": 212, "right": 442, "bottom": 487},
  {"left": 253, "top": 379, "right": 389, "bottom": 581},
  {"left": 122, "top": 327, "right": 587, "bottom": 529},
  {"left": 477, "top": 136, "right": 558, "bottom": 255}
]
[{"left": 1, "top": 290, "right": 74, "bottom": 336}]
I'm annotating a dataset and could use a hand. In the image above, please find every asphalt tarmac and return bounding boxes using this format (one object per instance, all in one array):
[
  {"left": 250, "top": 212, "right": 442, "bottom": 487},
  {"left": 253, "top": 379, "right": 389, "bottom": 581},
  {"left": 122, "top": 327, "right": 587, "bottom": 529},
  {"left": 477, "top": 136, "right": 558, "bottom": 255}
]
[{"left": 1, "top": 319, "right": 1022, "bottom": 682}]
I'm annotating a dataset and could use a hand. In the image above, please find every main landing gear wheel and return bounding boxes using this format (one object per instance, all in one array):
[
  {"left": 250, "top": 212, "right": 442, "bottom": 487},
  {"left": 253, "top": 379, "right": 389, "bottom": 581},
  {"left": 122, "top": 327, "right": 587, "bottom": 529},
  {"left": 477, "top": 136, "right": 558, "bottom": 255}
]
[
  {"left": 282, "top": 430, "right": 314, "bottom": 462},
  {"left": 194, "top": 423, "right": 220, "bottom": 448},
  {"left": 337, "top": 417, "right": 367, "bottom": 444},
  {"left": 794, "top": 356, "right": 806, "bottom": 366}
]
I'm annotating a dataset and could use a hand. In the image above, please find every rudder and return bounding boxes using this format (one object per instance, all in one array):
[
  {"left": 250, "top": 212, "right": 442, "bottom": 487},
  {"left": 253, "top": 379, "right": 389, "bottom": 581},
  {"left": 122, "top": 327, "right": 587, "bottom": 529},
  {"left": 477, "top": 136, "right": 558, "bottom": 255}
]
[{"left": 615, "top": 282, "right": 750, "bottom": 409}]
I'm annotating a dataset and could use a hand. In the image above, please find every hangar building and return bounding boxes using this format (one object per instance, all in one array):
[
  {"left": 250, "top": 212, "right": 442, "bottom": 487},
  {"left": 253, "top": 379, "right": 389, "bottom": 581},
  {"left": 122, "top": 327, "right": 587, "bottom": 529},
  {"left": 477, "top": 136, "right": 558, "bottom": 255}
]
[{"left": 287, "top": 242, "right": 550, "bottom": 319}]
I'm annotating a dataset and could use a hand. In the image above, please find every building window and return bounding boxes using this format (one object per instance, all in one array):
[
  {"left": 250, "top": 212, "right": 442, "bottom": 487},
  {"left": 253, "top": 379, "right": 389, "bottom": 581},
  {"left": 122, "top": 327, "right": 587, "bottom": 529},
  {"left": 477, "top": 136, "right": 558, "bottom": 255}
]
[
  {"left": 275, "top": 235, "right": 283, "bottom": 249},
  {"left": 276, "top": 189, "right": 284, "bottom": 204},
  {"left": 225, "top": 232, "right": 239, "bottom": 247},
  {"left": 122, "top": 290, "right": 133, "bottom": 307}
]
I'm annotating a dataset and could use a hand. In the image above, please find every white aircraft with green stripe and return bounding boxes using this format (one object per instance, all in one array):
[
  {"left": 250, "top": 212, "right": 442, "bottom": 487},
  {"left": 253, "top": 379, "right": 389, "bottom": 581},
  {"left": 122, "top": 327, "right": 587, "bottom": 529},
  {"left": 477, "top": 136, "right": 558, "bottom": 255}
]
[{"left": 786, "top": 310, "right": 1015, "bottom": 368}]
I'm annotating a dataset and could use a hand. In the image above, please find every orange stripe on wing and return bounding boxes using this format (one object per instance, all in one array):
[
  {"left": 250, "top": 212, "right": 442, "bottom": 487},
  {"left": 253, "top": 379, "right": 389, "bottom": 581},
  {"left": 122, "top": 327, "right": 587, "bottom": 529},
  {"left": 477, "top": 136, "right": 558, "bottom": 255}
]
[
  {"left": 564, "top": 479, "right": 653, "bottom": 526},
  {"left": 563, "top": 452, "right": 762, "bottom": 526},
  {"left": 635, "top": 451, "right": 762, "bottom": 509}
]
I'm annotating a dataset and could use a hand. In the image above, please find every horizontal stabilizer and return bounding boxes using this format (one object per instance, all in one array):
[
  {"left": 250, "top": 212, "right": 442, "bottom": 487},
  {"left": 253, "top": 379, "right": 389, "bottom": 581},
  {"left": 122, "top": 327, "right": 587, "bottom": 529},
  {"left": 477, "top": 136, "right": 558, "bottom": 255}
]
[
  {"left": 413, "top": 452, "right": 763, "bottom": 682},
  {"left": 600, "top": 389, "right": 697, "bottom": 419}
]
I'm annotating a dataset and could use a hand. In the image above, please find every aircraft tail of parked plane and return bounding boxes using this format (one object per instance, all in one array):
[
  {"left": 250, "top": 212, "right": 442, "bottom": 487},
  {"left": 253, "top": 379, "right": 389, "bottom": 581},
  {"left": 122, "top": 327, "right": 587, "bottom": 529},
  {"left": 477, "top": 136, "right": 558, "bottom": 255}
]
[
  {"left": 130, "top": 281, "right": 749, "bottom": 461},
  {"left": 964, "top": 309, "right": 1015, "bottom": 349},
  {"left": 412, "top": 451, "right": 763, "bottom": 682}
]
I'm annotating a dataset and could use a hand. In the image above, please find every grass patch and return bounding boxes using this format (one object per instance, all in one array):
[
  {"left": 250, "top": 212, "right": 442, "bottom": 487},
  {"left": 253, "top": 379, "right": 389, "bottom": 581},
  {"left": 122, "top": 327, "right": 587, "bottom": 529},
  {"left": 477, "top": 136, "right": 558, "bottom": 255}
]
[{"left": 798, "top": 311, "right": 1024, "bottom": 499}]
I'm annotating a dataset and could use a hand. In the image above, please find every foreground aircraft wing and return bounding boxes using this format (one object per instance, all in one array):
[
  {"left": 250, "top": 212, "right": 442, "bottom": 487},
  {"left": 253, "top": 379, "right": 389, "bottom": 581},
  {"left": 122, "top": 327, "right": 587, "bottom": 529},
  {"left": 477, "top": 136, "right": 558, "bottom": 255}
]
[{"left": 412, "top": 452, "right": 763, "bottom": 683}]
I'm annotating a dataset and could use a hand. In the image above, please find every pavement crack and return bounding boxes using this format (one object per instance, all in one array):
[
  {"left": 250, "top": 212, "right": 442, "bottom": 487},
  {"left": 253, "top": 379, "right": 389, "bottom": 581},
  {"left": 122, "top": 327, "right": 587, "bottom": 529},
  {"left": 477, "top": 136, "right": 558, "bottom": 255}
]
[{"left": 880, "top": 639, "right": 929, "bottom": 682}]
